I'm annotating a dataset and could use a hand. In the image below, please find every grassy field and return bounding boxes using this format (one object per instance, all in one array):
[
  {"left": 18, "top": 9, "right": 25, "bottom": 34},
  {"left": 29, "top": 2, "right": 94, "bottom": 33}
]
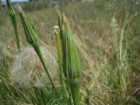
[{"left": 0, "top": 0, "right": 140, "bottom": 105}]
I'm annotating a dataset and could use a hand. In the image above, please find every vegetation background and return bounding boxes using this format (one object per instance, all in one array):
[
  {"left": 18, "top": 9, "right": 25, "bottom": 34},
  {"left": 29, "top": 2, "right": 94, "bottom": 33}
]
[{"left": 0, "top": 0, "right": 140, "bottom": 105}]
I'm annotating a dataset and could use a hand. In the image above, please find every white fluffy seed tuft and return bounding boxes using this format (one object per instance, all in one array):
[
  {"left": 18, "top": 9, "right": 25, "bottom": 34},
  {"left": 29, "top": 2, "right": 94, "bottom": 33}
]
[{"left": 11, "top": 46, "right": 57, "bottom": 88}]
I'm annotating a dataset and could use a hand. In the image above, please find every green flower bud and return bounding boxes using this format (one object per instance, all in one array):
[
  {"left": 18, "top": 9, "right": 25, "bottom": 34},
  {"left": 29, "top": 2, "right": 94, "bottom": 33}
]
[
  {"left": 18, "top": 8, "right": 38, "bottom": 46},
  {"left": 6, "top": 0, "right": 20, "bottom": 51}
]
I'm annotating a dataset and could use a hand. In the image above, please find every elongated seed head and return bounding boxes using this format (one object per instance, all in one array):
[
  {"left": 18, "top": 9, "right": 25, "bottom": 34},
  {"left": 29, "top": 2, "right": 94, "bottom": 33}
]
[
  {"left": 6, "top": 0, "right": 16, "bottom": 17},
  {"left": 18, "top": 8, "right": 38, "bottom": 46},
  {"left": 58, "top": 14, "right": 81, "bottom": 80},
  {"left": 6, "top": 0, "right": 21, "bottom": 51}
]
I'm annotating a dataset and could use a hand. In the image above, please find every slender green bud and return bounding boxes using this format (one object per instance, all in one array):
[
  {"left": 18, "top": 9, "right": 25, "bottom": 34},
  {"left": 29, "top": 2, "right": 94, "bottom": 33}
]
[
  {"left": 6, "top": 0, "right": 16, "bottom": 17},
  {"left": 59, "top": 14, "right": 81, "bottom": 80},
  {"left": 6, "top": 0, "right": 20, "bottom": 51},
  {"left": 18, "top": 8, "right": 38, "bottom": 46}
]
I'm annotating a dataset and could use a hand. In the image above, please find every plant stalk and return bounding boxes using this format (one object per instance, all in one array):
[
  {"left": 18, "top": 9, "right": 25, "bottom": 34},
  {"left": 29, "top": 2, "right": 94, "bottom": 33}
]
[
  {"left": 33, "top": 44, "right": 58, "bottom": 96},
  {"left": 69, "top": 79, "right": 80, "bottom": 105}
]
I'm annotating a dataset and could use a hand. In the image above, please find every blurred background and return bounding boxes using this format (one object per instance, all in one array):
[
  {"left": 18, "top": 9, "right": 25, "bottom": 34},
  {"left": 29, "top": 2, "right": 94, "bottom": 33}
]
[{"left": 0, "top": 0, "right": 140, "bottom": 105}]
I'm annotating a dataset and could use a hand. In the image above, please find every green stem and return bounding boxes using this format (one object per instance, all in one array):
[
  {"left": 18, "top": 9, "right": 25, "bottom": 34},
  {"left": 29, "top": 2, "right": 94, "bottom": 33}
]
[
  {"left": 33, "top": 44, "right": 58, "bottom": 96},
  {"left": 69, "top": 80, "right": 80, "bottom": 105},
  {"left": 55, "top": 31, "right": 67, "bottom": 96}
]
